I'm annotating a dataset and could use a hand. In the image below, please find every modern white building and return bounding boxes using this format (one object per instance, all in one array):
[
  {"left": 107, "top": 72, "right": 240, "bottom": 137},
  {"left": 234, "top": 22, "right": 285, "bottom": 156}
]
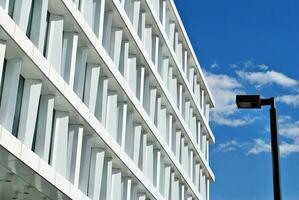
[{"left": 0, "top": 0, "right": 215, "bottom": 199}]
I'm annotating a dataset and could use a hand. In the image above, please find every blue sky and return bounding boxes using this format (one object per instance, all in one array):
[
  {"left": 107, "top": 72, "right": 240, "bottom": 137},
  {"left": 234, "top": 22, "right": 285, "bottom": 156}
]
[{"left": 174, "top": 1, "right": 299, "bottom": 200}]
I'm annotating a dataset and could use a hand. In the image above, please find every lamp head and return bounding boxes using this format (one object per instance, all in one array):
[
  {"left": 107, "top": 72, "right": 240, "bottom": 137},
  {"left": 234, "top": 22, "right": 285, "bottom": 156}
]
[{"left": 236, "top": 95, "right": 261, "bottom": 109}]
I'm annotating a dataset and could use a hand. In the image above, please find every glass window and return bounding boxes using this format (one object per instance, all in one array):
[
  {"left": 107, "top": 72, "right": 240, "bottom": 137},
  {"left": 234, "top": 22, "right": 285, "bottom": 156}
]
[
  {"left": 0, "top": 59, "right": 6, "bottom": 105},
  {"left": 12, "top": 75, "right": 25, "bottom": 137},
  {"left": 8, "top": 0, "right": 15, "bottom": 17},
  {"left": 43, "top": 12, "right": 50, "bottom": 56},
  {"left": 26, "top": 0, "right": 35, "bottom": 38}
]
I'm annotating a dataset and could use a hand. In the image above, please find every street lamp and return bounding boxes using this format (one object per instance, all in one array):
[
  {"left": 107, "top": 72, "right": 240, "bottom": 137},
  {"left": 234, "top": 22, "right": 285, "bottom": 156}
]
[{"left": 236, "top": 95, "right": 282, "bottom": 200}]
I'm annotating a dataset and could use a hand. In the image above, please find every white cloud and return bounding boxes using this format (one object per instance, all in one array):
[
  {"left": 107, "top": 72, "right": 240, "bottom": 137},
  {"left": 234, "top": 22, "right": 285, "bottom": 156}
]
[
  {"left": 256, "top": 64, "right": 269, "bottom": 70},
  {"left": 277, "top": 94, "right": 299, "bottom": 107},
  {"left": 247, "top": 116, "right": 299, "bottom": 157},
  {"left": 229, "top": 60, "right": 269, "bottom": 71},
  {"left": 237, "top": 70, "right": 298, "bottom": 88},
  {"left": 204, "top": 71, "right": 255, "bottom": 127},
  {"left": 212, "top": 115, "right": 258, "bottom": 127},
  {"left": 211, "top": 62, "right": 219, "bottom": 69},
  {"left": 216, "top": 139, "right": 238, "bottom": 153},
  {"left": 247, "top": 139, "right": 271, "bottom": 155},
  {"left": 280, "top": 139, "right": 299, "bottom": 156},
  {"left": 279, "top": 119, "right": 299, "bottom": 140},
  {"left": 247, "top": 139, "right": 299, "bottom": 157},
  {"left": 216, "top": 139, "right": 249, "bottom": 153}
]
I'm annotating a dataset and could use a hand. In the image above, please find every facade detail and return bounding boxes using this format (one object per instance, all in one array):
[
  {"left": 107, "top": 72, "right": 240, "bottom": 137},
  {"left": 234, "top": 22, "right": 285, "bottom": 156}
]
[{"left": 0, "top": 0, "right": 215, "bottom": 199}]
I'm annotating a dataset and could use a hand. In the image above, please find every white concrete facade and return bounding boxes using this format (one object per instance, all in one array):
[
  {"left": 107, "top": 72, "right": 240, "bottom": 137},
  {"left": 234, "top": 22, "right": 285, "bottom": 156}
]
[{"left": 0, "top": 0, "right": 214, "bottom": 199}]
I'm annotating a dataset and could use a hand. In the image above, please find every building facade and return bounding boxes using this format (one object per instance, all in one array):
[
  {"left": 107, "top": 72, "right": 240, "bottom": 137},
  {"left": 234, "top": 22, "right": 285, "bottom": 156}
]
[{"left": 0, "top": 0, "right": 215, "bottom": 199}]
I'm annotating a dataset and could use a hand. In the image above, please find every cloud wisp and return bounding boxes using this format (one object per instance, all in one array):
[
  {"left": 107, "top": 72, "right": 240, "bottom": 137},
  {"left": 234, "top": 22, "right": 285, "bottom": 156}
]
[
  {"left": 216, "top": 115, "right": 299, "bottom": 157},
  {"left": 277, "top": 94, "right": 299, "bottom": 108},
  {"left": 237, "top": 70, "right": 298, "bottom": 88},
  {"left": 236, "top": 70, "right": 298, "bottom": 88},
  {"left": 204, "top": 71, "right": 257, "bottom": 127}
]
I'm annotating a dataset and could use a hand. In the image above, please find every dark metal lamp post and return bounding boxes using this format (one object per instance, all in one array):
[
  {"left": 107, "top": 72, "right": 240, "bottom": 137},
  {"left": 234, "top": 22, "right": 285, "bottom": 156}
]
[{"left": 236, "top": 95, "right": 282, "bottom": 200}]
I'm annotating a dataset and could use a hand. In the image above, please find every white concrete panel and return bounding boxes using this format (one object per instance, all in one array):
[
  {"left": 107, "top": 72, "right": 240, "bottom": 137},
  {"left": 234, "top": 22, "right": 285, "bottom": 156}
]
[
  {"left": 50, "top": 111, "right": 69, "bottom": 177},
  {"left": 29, "top": 0, "right": 48, "bottom": 51},
  {"left": 100, "top": 157, "right": 112, "bottom": 200},
  {"left": 184, "top": 100, "right": 190, "bottom": 123},
  {"left": 35, "top": 95, "right": 54, "bottom": 161},
  {"left": 206, "top": 139, "right": 209, "bottom": 162},
  {"left": 146, "top": 142, "right": 154, "bottom": 183},
  {"left": 153, "top": 149, "right": 161, "bottom": 188},
  {"left": 202, "top": 173, "right": 206, "bottom": 200},
  {"left": 103, "top": 11, "right": 113, "bottom": 51},
  {"left": 164, "top": 165, "right": 171, "bottom": 199},
  {"left": 133, "top": 124, "right": 142, "bottom": 164},
  {"left": 79, "top": 134, "right": 93, "bottom": 194},
  {"left": 109, "top": 28, "right": 123, "bottom": 69},
  {"left": 73, "top": 0, "right": 80, "bottom": 7},
  {"left": 183, "top": 50, "right": 188, "bottom": 75},
  {"left": 195, "top": 163, "right": 200, "bottom": 191},
  {"left": 0, "top": 0, "right": 9, "bottom": 13},
  {"left": 167, "top": 66, "right": 173, "bottom": 90},
  {"left": 118, "top": 102, "right": 127, "bottom": 146},
  {"left": 189, "top": 107, "right": 193, "bottom": 129},
  {"left": 88, "top": 148, "right": 105, "bottom": 200},
  {"left": 169, "top": 23, "right": 176, "bottom": 49},
  {"left": 140, "top": 132, "right": 147, "bottom": 171},
  {"left": 95, "top": 76, "right": 108, "bottom": 124},
  {"left": 0, "top": 41, "right": 6, "bottom": 95},
  {"left": 171, "top": 173, "right": 179, "bottom": 200},
  {"left": 189, "top": 150, "right": 194, "bottom": 179},
  {"left": 80, "top": 0, "right": 93, "bottom": 27},
  {"left": 132, "top": 0, "right": 141, "bottom": 30},
  {"left": 12, "top": 0, "right": 32, "bottom": 32},
  {"left": 46, "top": 14, "right": 64, "bottom": 74},
  {"left": 201, "top": 89, "right": 205, "bottom": 111},
  {"left": 111, "top": 169, "right": 122, "bottom": 200},
  {"left": 74, "top": 46, "right": 88, "bottom": 99},
  {"left": 159, "top": 155, "right": 165, "bottom": 194},
  {"left": 119, "top": 40, "right": 129, "bottom": 75},
  {"left": 179, "top": 184, "right": 185, "bottom": 200},
  {"left": 202, "top": 135, "right": 206, "bottom": 158},
  {"left": 174, "top": 130, "right": 181, "bottom": 159},
  {"left": 93, "top": 0, "right": 106, "bottom": 41},
  {"left": 125, "top": 111, "right": 134, "bottom": 158},
  {"left": 124, "top": 0, "right": 133, "bottom": 21},
  {"left": 106, "top": 91, "right": 118, "bottom": 139},
  {"left": 160, "top": 57, "right": 169, "bottom": 85},
  {"left": 188, "top": 67, "right": 194, "bottom": 89},
  {"left": 131, "top": 182, "right": 138, "bottom": 200},
  {"left": 149, "top": 87, "right": 157, "bottom": 121},
  {"left": 178, "top": 84, "right": 183, "bottom": 113},
  {"left": 136, "top": 65, "right": 145, "bottom": 103},
  {"left": 206, "top": 179, "right": 210, "bottom": 200},
  {"left": 205, "top": 104, "right": 210, "bottom": 122},
  {"left": 138, "top": 11, "right": 146, "bottom": 41},
  {"left": 17, "top": 79, "right": 42, "bottom": 148},
  {"left": 171, "top": 76, "right": 178, "bottom": 105},
  {"left": 161, "top": 0, "right": 166, "bottom": 26},
  {"left": 84, "top": 63, "right": 100, "bottom": 114},
  {"left": 144, "top": 26, "right": 152, "bottom": 59},
  {"left": 182, "top": 143, "right": 189, "bottom": 175},
  {"left": 67, "top": 125, "right": 83, "bottom": 186},
  {"left": 152, "top": 36, "right": 159, "bottom": 68},
  {"left": 152, "top": 0, "right": 160, "bottom": 17},
  {"left": 61, "top": 32, "right": 78, "bottom": 88},
  {"left": 122, "top": 177, "right": 131, "bottom": 200},
  {"left": 127, "top": 56, "right": 137, "bottom": 94},
  {"left": 0, "top": 58, "right": 21, "bottom": 132},
  {"left": 158, "top": 105, "right": 167, "bottom": 140}
]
